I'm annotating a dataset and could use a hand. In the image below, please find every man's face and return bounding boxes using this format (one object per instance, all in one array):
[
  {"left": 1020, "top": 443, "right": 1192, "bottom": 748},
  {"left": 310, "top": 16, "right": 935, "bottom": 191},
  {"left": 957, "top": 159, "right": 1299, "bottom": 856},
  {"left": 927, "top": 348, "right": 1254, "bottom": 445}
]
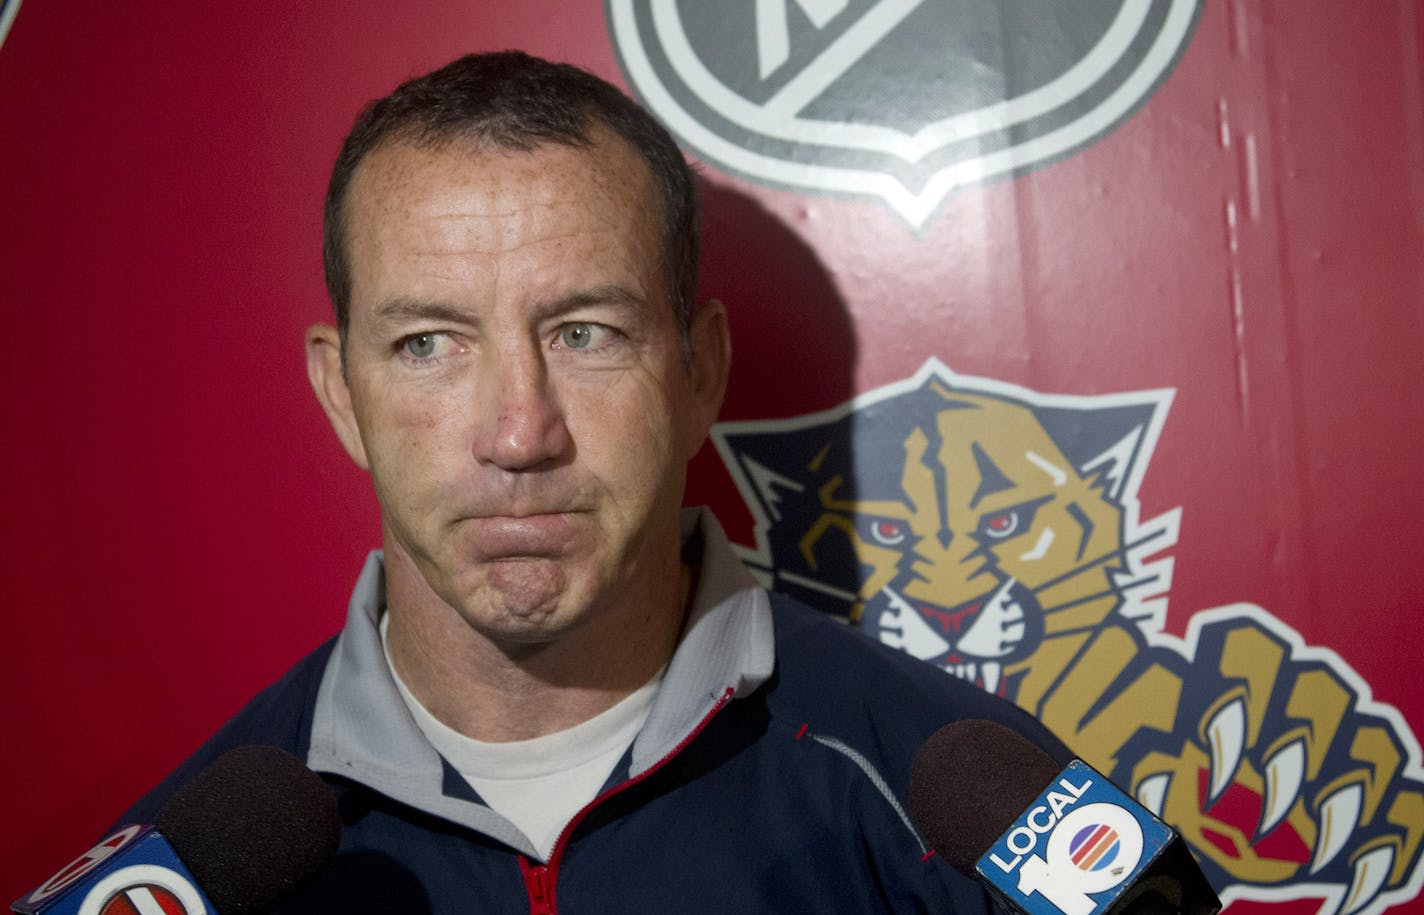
[{"left": 310, "top": 128, "right": 726, "bottom": 650}]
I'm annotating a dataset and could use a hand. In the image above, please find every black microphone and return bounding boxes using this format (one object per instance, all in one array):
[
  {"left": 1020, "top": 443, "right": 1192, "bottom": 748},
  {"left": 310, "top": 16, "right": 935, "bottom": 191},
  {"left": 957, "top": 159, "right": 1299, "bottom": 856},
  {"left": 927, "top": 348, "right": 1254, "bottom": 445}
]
[
  {"left": 910, "top": 720, "right": 1221, "bottom": 915},
  {"left": 13, "top": 745, "right": 341, "bottom": 915}
]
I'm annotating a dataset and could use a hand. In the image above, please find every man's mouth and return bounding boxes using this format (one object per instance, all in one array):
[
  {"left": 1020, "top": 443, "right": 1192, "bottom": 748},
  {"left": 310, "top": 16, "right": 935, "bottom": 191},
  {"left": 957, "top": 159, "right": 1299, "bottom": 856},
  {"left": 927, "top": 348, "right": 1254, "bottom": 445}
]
[{"left": 463, "top": 512, "right": 584, "bottom": 559}]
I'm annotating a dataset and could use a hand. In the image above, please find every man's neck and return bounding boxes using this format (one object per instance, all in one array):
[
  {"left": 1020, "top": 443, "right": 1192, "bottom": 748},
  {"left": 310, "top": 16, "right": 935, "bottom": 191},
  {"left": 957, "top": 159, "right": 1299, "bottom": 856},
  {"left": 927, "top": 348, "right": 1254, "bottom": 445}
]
[{"left": 380, "top": 547, "right": 693, "bottom": 743}]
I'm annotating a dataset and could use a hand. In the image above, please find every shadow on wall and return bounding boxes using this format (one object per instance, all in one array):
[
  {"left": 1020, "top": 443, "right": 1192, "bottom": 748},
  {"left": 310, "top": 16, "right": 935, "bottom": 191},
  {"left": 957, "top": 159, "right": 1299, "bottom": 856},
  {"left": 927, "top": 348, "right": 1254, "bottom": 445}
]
[{"left": 687, "top": 177, "right": 859, "bottom": 551}]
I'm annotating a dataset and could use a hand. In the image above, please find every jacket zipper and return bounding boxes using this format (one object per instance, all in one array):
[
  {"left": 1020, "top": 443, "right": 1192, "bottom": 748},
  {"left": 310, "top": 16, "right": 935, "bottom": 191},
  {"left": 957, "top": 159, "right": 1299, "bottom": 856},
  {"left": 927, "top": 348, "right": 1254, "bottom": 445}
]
[
  {"left": 521, "top": 857, "right": 555, "bottom": 915},
  {"left": 517, "top": 687, "right": 735, "bottom": 914}
]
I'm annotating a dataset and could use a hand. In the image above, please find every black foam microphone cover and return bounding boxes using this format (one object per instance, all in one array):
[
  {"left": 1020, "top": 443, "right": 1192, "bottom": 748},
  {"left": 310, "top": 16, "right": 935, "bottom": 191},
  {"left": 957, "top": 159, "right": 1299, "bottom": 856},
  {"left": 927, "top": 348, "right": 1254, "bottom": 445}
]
[
  {"left": 155, "top": 745, "right": 341, "bottom": 914},
  {"left": 908, "top": 719, "right": 1063, "bottom": 875}
]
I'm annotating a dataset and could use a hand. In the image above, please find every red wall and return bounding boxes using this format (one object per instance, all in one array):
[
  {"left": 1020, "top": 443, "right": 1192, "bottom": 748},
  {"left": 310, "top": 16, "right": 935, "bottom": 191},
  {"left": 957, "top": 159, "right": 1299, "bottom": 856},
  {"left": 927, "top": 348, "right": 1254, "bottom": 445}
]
[{"left": 2, "top": 3, "right": 1421, "bottom": 912}]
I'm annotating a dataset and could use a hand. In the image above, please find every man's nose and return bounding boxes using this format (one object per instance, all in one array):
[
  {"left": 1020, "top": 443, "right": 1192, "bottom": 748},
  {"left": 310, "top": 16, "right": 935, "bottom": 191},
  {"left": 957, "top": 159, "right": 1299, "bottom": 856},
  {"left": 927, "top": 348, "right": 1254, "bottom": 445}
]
[{"left": 470, "top": 344, "right": 572, "bottom": 471}]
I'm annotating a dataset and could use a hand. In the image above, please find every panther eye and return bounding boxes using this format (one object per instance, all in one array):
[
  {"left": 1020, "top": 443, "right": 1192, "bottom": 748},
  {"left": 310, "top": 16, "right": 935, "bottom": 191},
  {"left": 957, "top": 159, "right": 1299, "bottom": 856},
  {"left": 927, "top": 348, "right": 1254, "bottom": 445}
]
[
  {"left": 867, "top": 519, "right": 907, "bottom": 546},
  {"left": 974, "top": 498, "right": 1048, "bottom": 545},
  {"left": 981, "top": 511, "right": 1020, "bottom": 539}
]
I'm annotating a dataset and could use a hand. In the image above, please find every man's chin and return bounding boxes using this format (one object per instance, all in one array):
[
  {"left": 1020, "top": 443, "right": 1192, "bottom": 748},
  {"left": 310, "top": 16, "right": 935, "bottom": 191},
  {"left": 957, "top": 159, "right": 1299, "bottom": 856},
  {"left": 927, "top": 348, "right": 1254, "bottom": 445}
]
[
  {"left": 486, "top": 555, "right": 567, "bottom": 607},
  {"left": 451, "top": 557, "right": 582, "bottom": 643}
]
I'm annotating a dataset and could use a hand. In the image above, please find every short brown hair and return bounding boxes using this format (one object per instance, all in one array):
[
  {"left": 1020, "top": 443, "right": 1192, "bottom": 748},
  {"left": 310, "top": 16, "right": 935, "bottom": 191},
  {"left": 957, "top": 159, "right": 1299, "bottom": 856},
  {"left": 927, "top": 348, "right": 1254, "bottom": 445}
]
[{"left": 323, "top": 51, "right": 699, "bottom": 347}]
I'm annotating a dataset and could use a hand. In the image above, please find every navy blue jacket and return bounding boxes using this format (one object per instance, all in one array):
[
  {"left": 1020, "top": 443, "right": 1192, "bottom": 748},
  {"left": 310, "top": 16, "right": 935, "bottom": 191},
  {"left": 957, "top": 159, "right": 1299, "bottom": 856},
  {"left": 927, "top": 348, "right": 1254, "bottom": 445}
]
[{"left": 125, "top": 518, "right": 1071, "bottom": 913}]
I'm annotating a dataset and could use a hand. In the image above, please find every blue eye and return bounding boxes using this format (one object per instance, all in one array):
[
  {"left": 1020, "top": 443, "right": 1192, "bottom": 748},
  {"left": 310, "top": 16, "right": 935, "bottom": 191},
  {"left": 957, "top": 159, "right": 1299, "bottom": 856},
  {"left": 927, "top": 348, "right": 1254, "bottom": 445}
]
[
  {"left": 404, "top": 334, "right": 437, "bottom": 358},
  {"left": 560, "top": 323, "right": 595, "bottom": 349}
]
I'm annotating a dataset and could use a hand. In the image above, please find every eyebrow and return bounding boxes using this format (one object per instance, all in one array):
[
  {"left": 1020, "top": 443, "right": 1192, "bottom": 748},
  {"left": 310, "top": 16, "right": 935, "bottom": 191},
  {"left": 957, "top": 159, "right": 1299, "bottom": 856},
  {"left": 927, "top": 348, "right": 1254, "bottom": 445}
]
[
  {"left": 371, "top": 296, "right": 473, "bottom": 326},
  {"left": 541, "top": 284, "right": 648, "bottom": 317},
  {"left": 370, "top": 284, "right": 650, "bottom": 326}
]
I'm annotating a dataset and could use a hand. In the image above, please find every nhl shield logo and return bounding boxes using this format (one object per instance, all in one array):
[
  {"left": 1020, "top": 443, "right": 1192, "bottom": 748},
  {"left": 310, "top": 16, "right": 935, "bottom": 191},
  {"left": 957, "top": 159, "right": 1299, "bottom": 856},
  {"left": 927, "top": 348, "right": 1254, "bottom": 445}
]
[{"left": 609, "top": 0, "right": 1202, "bottom": 227}]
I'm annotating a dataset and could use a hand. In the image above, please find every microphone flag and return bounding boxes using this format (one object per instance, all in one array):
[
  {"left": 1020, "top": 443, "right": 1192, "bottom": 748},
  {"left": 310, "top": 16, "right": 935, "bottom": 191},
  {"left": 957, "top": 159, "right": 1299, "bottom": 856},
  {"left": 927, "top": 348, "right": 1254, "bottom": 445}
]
[
  {"left": 13, "top": 825, "right": 214, "bottom": 915},
  {"left": 976, "top": 759, "right": 1217, "bottom": 915}
]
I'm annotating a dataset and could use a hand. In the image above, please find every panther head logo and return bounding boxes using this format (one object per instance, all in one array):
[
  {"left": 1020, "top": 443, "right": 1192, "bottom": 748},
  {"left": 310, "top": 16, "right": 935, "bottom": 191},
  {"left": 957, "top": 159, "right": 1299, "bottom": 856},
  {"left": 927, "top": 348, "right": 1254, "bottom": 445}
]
[
  {"left": 713, "top": 359, "right": 1424, "bottom": 915},
  {"left": 713, "top": 358, "right": 1178, "bottom": 700}
]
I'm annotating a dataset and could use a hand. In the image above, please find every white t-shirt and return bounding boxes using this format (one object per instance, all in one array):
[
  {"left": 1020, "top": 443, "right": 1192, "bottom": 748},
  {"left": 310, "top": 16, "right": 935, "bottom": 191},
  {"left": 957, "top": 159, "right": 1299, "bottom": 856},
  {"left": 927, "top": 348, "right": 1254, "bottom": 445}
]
[{"left": 381, "top": 615, "right": 662, "bottom": 860}]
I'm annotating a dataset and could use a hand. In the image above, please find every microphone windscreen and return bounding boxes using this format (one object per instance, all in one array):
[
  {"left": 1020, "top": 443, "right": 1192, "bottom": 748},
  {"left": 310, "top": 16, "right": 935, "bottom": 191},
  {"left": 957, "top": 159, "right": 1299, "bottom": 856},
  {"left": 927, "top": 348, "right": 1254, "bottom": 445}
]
[
  {"left": 155, "top": 745, "right": 341, "bottom": 914},
  {"left": 909, "top": 719, "right": 1062, "bottom": 875}
]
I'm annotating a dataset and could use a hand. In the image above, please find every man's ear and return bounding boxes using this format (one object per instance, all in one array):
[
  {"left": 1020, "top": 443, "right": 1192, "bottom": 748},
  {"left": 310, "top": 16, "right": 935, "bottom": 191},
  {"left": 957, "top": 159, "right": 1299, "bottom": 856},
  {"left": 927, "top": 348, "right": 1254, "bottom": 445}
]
[
  {"left": 305, "top": 323, "right": 370, "bottom": 470},
  {"left": 684, "top": 298, "right": 732, "bottom": 446}
]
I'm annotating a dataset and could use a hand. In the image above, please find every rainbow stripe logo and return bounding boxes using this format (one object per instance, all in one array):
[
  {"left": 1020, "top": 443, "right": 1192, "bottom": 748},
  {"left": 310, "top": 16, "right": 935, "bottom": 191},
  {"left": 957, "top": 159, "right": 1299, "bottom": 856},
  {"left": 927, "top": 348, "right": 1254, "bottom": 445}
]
[{"left": 1069, "top": 822, "right": 1122, "bottom": 873}]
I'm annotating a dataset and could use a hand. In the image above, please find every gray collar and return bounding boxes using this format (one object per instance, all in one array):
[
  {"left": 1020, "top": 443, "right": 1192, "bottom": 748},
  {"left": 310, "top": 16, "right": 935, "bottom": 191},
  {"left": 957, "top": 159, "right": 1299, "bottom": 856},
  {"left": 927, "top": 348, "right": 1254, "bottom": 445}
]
[{"left": 305, "top": 507, "right": 774, "bottom": 856}]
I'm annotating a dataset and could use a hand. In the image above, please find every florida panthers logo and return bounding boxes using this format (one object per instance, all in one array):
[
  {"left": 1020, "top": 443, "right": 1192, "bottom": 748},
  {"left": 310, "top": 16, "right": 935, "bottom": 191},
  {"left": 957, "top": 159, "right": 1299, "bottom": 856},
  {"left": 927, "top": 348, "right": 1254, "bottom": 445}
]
[
  {"left": 715, "top": 359, "right": 1176, "bottom": 694},
  {"left": 714, "top": 359, "right": 1424, "bottom": 915}
]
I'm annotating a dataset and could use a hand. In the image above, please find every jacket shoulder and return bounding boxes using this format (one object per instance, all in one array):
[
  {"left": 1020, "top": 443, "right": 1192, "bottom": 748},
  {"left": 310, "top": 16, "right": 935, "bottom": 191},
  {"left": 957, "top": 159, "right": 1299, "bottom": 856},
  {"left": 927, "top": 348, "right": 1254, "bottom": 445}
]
[{"left": 766, "top": 592, "right": 1073, "bottom": 764}]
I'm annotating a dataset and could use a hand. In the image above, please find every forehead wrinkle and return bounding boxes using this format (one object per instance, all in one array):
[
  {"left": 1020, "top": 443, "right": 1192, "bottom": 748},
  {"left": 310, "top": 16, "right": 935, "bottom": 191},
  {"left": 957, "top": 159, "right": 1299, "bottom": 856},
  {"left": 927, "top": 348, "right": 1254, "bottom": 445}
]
[
  {"left": 416, "top": 198, "right": 628, "bottom": 264},
  {"left": 348, "top": 131, "right": 665, "bottom": 330}
]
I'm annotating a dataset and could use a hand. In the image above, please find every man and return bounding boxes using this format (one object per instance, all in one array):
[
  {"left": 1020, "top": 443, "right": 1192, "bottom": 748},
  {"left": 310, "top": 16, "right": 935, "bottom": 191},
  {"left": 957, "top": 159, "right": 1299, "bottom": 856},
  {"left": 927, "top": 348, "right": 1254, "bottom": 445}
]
[{"left": 125, "top": 51, "right": 1069, "bottom": 911}]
